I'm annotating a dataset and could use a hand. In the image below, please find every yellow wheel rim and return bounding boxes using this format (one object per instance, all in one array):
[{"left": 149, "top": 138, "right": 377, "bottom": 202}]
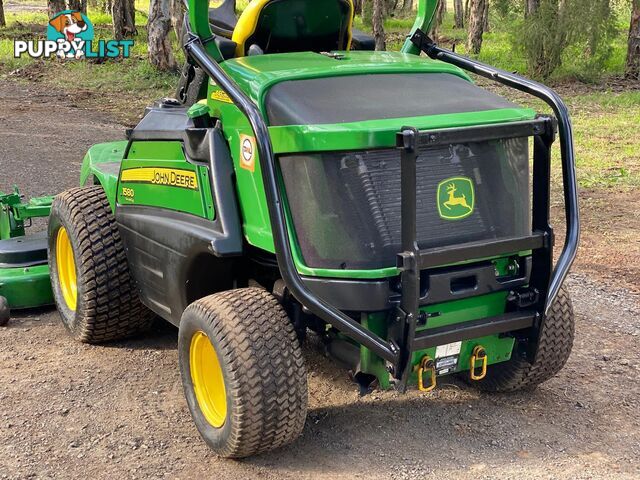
[
  {"left": 190, "top": 331, "right": 227, "bottom": 428},
  {"left": 56, "top": 227, "right": 77, "bottom": 311}
]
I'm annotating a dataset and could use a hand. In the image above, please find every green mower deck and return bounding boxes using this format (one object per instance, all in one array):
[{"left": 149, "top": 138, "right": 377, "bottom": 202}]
[{"left": 0, "top": 188, "right": 54, "bottom": 324}]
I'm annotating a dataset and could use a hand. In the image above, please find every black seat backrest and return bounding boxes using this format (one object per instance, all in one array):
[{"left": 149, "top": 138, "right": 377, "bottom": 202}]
[{"left": 233, "top": 0, "right": 353, "bottom": 56}]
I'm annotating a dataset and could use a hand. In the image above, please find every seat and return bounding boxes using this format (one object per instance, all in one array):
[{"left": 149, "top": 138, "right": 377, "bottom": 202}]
[
  {"left": 231, "top": 0, "right": 354, "bottom": 57},
  {"left": 207, "top": 0, "right": 376, "bottom": 53},
  {"left": 208, "top": 0, "right": 238, "bottom": 39}
]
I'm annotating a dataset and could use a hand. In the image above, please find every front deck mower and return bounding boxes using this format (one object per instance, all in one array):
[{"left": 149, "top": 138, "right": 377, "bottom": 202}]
[
  {"left": 0, "top": 188, "right": 54, "bottom": 325},
  {"left": 46, "top": 0, "right": 579, "bottom": 457}
]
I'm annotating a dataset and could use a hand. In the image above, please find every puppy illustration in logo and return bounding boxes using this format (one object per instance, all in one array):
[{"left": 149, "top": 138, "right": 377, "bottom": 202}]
[{"left": 47, "top": 10, "right": 92, "bottom": 59}]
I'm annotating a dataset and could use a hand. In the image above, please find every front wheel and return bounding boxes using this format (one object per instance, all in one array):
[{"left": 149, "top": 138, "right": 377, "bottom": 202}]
[
  {"left": 467, "top": 285, "right": 575, "bottom": 392},
  {"left": 178, "top": 288, "right": 308, "bottom": 458}
]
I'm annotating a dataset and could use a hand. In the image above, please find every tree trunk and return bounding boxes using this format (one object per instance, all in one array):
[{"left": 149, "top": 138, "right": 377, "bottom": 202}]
[
  {"left": 467, "top": 0, "right": 486, "bottom": 54},
  {"left": 112, "top": 0, "right": 137, "bottom": 40},
  {"left": 169, "top": 0, "right": 184, "bottom": 42},
  {"left": 627, "top": 0, "right": 640, "bottom": 79},
  {"left": 464, "top": 0, "right": 470, "bottom": 22},
  {"left": 401, "top": 0, "right": 413, "bottom": 14},
  {"left": 148, "top": 0, "right": 177, "bottom": 71},
  {"left": 429, "top": 0, "right": 446, "bottom": 38},
  {"left": 0, "top": 0, "right": 5, "bottom": 28},
  {"left": 372, "top": 0, "right": 386, "bottom": 50},
  {"left": 482, "top": 0, "right": 489, "bottom": 32},
  {"left": 67, "top": 0, "right": 87, "bottom": 14},
  {"left": 48, "top": 0, "right": 66, "bottom": 17},
  {"left": 454, "top": 0, "right": 464, "bottom": 28},
  {"left": 525, "top": 0, "right": 539, "bottom": 18}
]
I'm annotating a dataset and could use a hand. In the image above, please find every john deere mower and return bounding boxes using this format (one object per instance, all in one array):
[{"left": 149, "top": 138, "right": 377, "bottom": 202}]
[{"left": 23, "top": 0, "right": 582, "bottom": 458}]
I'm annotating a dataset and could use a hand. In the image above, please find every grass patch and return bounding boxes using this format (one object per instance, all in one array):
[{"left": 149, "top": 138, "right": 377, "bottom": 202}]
[{"left": 569, "top": 92, "right": 640, "bottom": 188}]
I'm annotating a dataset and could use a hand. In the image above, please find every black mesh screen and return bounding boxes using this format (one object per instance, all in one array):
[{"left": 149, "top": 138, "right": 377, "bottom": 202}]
[{"left": 279, "top": 138, "right": 531, "bottom": 270}]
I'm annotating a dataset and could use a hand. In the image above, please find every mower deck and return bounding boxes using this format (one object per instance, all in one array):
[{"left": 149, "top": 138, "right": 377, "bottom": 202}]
[{"left": 0, "top": 190, "right": 54, "bottom": 321}]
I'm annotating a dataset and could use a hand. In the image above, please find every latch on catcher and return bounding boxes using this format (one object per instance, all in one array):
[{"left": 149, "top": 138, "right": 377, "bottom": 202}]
[
  {"left": 469, "top": 345, "right": 488, "bottom": 381},
  {"left": 416, "top": 355, "right": 436, "bottom": 392}
]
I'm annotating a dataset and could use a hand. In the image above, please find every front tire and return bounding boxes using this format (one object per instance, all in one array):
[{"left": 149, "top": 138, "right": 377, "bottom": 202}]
[
  {"left": 469, "top": 286, "right": 575, "bottom": 392},
  {"left": 178, "top": 288, "right": 308, "bottom": 458},
  {"left": 48, "top": 186, "right": 154, "bottom": 343}
]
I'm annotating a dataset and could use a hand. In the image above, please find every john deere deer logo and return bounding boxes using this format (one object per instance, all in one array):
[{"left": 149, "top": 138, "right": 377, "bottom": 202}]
[{"left": 437, "top": 177, "right": 475, "bottom": 220}]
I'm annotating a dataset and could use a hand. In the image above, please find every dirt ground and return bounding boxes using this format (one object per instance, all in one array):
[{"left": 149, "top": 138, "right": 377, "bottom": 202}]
[{"left": 1, "top": 80, "right": 639, "bottom": 480}]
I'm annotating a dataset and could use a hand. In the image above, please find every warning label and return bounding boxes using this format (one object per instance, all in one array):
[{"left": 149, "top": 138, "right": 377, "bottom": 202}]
[{"left": 239, "top": 134, "right": 256, "bottom": 172}]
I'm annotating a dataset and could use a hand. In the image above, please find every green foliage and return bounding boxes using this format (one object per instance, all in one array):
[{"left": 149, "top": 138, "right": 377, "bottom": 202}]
[{"left": 512, "top": 0, "right": 622, "bottom": 80}]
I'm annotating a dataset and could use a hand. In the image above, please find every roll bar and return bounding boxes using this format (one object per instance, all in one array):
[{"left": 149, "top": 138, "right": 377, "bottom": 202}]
[{"left": 407, "top": 30, "right": 580, "bottom": 311}]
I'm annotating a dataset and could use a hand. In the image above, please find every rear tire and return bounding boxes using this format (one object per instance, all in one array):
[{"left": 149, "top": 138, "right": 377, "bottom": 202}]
[
  {"left": 468, "top": 286, "right": 575, "bottom": 392},
  {"left": 0, "top": 296, "right": 9, "bottom": 326},
  {"left": 178, "top": 287, "right": 308, "bottom": 458},
  {"left": 48, "top": 186, "right": 154, "bottom": 343}
]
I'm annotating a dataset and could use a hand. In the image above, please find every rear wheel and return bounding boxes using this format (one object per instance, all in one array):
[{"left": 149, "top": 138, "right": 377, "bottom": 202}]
[
  {"left": 0, "top": 296, "right": 9, "bottom": 326},
  {"left": 178, "top": 287, "right": 308, "bottom": 458},
  {"left": 48, "top": 186, "right": 154, "bottom": 343},
  {"left": 468, "top": 286, "right": 575, "bottom": 392}
]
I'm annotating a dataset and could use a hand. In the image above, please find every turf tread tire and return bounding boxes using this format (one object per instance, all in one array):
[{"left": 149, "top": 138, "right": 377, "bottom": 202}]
[
  {"left": 48, "top": 186, "right": 153, "bottom": 343},
  {"left": 469, "top": 286, "right": 575, "bottom": 392},
  {"left": 178, "top": 287, "right": 308, "bottom": 458}
]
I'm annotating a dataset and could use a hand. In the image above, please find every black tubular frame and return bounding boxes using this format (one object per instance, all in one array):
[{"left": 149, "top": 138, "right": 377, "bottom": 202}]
[
  {"left": 183, "top": 30, "right": 579, "bottom": 387},
  {"left": 408, "top": 30, "right": 580, "bottom": 309}
]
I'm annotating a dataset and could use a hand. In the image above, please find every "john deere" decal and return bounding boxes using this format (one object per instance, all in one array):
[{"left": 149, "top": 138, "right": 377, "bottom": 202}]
[
  {"left": 120, "top": 168, "right": 199, "bottom": 190},
  {"left": 437, "top": 177, "right": 475, "bottom": 220}
]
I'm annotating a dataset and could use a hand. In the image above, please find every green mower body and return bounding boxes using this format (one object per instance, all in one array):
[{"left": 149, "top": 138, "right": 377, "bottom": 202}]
[{"left": 74, "top": 44, "right": 569, "bottom": 388}]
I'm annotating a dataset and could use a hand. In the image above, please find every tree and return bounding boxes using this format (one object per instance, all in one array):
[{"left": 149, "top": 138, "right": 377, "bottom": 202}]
[
  {"left": 372, "top": 0, "right": 386, "bottom": 50},
  {"left": 0, "top": 0, "right": 5, "bottom": 28},
  {"left": 169, "top": 0, "right": 184, "bottom": 42},
  {"left": 454, "top": 0, "right": 464, "bottom": 28},
  {"left": 430, "top": 0, "right": 446, "bottom": 38},
  {"left": 47, "top": 0, "right": 65, "bottom": 17},
  {"left": 519, "top": 0, "right": 565, "bottom": 78},
  {"left": 482, "top": 0, "right": 489, "bottom": 32},
  {"left": 467, "top": 0, "right": 486, "bottom": 54},
  {"left": 401, "top": 0, "right": 413, "bottom": 14},
  {"left": 112, "top": 0, "right": 136, "bottom": 40},
  {"left": 628, "top": 0, "right": 640, "bottom": 79},
  {"left": 525, "top": 0, "right": 539, "bottom": 17},
  {"left": 67, "top": 0, "right": 87, "bottom": 13},
  {"left": 148, "top": 0, "right": 177, "bottom": 70}
]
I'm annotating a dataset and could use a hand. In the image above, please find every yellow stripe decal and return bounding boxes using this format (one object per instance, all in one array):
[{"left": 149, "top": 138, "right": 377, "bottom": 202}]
[{"left": 120, "top": 167, "right": 199, "bottom": 190}]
